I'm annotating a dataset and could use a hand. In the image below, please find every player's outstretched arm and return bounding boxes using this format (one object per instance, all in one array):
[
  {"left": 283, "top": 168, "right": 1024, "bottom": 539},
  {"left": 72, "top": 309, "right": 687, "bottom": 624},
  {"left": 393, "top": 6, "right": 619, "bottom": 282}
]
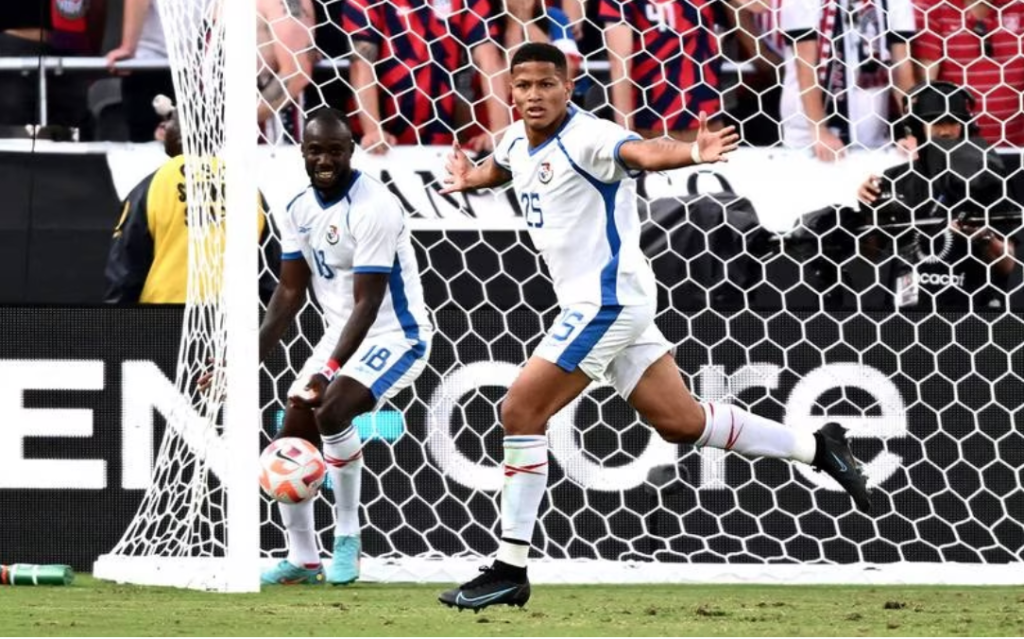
[
  {"left": 618, "top": 112, "right": 740, "bottom": 172},
  {"left": 259, "top": 258, "right": 312, "bottom": 363},
  {"left": 439, "top": 141, "right": 512, "bottom": 194}
]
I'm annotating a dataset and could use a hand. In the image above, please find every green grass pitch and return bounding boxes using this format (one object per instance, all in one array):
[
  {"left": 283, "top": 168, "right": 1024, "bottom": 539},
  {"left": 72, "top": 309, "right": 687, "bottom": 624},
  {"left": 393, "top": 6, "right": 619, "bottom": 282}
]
[{"left": 2, "top": 576, "right": 1021, "bottom": 636}]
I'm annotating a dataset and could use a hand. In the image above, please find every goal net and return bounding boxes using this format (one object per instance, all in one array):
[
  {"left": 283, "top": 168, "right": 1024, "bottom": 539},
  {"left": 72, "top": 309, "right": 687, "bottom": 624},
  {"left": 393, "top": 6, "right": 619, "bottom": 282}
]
[{"left": 96, "top": 0, "right": 1024, "bottom": 591}]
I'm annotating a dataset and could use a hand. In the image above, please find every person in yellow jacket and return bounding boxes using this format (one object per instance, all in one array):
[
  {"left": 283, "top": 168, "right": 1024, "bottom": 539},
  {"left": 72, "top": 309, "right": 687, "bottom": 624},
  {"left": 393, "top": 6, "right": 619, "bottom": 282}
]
[{"left": 104, "top": 110, "right": 278, "bottom": 303}]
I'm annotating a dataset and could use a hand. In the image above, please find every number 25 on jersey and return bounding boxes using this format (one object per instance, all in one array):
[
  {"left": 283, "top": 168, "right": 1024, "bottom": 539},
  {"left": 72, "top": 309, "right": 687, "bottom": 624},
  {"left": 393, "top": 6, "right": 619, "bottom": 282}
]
[{"left": 520, "top": 192, "right": 543, "bottom": 228}]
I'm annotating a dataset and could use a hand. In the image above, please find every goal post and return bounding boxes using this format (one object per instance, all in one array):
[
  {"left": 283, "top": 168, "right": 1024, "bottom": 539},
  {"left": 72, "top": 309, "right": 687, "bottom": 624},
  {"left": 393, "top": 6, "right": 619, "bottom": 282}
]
[
  {"left": 95, "top": 0, "right": 1024, "bottom": 589},
  {"left": 94, "top": 0, "right": 262, "bottom": 592},
  {"left": 222, "top": 0, "right": 261, "bottom": 594}
]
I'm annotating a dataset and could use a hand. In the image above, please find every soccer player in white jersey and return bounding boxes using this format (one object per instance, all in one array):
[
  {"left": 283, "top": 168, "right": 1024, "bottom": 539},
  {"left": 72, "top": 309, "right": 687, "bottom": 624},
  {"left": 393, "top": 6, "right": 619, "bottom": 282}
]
[
  {"left": 259, "top": 108, "right": 433, "bottom": 585},
  {"left": 437, "top": 43, "right": 872, "bottom": 610}
]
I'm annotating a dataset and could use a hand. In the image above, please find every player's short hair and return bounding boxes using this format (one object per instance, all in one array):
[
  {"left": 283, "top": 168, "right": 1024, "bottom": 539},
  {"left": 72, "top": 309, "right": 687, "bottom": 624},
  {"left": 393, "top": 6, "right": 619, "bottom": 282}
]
[
  {"left": 510, "top": 42, "right": 568, "bottom": 77},
  {"left": 305, "top": 107, "right": 351, "bottom": 133}
]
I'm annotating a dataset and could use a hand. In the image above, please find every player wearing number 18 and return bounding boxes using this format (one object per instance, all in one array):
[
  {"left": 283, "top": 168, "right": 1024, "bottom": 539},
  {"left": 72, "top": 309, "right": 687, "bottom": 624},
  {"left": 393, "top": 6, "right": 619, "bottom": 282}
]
[
  {"left": 437, "top": 43, "right": 874, "bottom": 611},
  {"left": 258, "top": 108, "right": 433, "bottom": 586}
]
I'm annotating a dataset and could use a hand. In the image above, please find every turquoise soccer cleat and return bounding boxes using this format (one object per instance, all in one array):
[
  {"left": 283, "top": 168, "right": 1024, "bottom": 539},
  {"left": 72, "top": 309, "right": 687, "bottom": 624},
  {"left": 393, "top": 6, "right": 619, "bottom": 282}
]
[
  {"left": 260, "top": 560, "right": 325, "bottom": 586},
  {"left": 326, "top": 535, "right": 361, "bottom": 585}
]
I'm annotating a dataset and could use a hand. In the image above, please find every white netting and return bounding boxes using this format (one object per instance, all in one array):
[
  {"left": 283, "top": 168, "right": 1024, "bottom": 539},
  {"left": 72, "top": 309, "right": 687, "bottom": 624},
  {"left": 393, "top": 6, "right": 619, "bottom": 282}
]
[
  {"left": 99, "top": 0, "right": 1024, "bottom": 588},
  {"left": 104, "top": 0, "right": 228, "bottom": 551},
  {"left": 95, "top": 0, "right": 255, "bottom": 590}
]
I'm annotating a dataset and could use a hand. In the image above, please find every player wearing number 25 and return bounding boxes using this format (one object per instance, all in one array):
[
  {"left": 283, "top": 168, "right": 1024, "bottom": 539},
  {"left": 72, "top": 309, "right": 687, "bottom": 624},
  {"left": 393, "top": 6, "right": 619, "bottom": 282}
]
[
  {"left": 258, "top": 107, "right": 433, "bottom": 586},
  {"left": 437, "top": 43, "right": 874, "bottom": 611}
]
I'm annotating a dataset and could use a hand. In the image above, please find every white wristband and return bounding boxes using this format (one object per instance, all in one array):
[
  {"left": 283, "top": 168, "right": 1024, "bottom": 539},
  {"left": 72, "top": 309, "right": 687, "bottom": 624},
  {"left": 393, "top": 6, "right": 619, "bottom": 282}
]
[{"left": 690, "top": 141, "right": 703, "bottom": 165}]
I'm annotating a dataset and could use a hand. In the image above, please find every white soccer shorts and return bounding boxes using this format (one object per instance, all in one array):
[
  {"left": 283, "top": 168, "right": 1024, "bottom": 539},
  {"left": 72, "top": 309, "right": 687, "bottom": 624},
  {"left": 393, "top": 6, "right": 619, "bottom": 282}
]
[
  {"left": 291, "top": 329, "right": 431, "bottom": 406},
  {"left": 532, "top": 301, "right": 673, "bottom": 399}
]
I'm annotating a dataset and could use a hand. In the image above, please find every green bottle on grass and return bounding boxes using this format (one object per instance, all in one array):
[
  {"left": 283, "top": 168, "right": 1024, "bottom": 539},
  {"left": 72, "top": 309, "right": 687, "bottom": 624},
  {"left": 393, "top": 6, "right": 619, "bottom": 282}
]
[{"left": 0, "top": 564, "right": 74, "bottom": 586}]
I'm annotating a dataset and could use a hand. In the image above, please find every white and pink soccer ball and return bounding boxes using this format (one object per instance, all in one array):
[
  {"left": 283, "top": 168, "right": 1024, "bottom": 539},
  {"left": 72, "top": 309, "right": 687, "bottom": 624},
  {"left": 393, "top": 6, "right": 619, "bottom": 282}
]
[{"left": 259, "top": 438, "right": 327, "bottom": 504}]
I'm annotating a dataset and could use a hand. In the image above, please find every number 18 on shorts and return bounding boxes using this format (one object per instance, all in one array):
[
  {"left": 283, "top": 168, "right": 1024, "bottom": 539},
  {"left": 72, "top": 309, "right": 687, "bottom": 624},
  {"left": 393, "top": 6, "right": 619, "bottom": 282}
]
[{"left": 291, "top": 330, "right": 431, "bottom": 404}]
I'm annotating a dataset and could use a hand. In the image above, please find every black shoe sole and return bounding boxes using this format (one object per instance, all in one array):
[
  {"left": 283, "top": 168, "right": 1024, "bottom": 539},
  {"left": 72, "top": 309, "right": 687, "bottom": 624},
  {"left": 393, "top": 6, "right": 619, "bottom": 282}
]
[
  {"left": 438, "top": 584, "right": 531, "bottom": 612},
  {"left": 439, "top": 598, "right": 528, "bottom": 612}
]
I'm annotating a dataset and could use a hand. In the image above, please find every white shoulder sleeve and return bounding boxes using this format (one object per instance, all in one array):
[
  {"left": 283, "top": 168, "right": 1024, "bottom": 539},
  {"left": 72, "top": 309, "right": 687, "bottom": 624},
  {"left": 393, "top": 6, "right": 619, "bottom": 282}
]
[
  {"left": 350, "top": 187, "right": 403, "bottom": 274},
  {"left": 493, "top": 122, "right": 526, "bottom": 173},
  {"left": 278, "top": 192, "right": 306, "bottom": 260},
  {"left": 571, "top": 115, "right": 642, "bottom": 183}
]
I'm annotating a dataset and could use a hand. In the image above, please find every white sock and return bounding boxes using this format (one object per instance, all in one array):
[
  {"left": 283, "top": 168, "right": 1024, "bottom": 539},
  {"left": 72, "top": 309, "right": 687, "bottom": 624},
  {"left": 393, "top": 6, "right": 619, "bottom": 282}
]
[
  {"left": 498, "top": 435, "right": 548, "bottom": 567},
  {"left": 322, "top": 425, "right": 363, "bottom": 538},
  {"left": 696, "top": 402, "right": 816, "bottom": 464},
  {"left": 279, "top": 500, "right": 320, "bottom": 568}
]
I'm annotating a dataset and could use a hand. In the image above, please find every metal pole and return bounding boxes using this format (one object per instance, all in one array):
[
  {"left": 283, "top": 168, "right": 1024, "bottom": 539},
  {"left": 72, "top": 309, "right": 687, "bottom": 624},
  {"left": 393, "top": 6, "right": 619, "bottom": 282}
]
[{"left": 37, "top": 65, "right": 47, "bottom": 127}]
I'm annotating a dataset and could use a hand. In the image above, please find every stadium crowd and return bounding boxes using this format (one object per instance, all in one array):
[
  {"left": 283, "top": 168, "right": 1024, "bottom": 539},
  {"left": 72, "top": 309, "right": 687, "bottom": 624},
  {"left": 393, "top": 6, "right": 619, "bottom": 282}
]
[
  {"left": 2, "top": 0, "right": 1024, "bottom": 152},
  {"left": 2, "top": 0, "right": 1020, "bottom": 313}
]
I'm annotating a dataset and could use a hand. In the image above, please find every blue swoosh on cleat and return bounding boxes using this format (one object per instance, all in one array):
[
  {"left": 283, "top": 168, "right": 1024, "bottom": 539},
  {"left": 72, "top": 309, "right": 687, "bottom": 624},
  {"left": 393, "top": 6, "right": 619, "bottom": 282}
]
[
  {"left": 830, "top": 452, "right": 848, "bottom": 473},
  {"left": 456, "top": 587, "right": 517, "bottom": 607}
]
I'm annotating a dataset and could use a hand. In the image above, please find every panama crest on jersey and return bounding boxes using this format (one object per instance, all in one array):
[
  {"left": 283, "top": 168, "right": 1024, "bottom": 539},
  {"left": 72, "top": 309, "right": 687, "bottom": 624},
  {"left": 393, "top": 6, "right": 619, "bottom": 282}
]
[
  {"left": 326, "top": 224, "right": 339, "bottom": 245},
  {"left": 538, "top": 161, "right": 554, "bottom": 184}
]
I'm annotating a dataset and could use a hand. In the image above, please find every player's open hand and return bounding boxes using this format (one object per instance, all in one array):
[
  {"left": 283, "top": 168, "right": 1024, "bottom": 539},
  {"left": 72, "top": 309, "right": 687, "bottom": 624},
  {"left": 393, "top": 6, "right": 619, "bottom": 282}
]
[
  {"left": 695, "top": 112, "right": 739, "bottom": 164},
  {"left": 439, "top": 141, "right": 472, "bottom": 195},
  {"left": 289, "top": 374, "right": 327, "bottom": 409}
]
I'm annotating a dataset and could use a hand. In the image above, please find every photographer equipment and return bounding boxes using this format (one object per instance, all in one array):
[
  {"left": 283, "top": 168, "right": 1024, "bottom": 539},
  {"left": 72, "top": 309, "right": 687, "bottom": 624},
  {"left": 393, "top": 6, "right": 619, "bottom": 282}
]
[
  {"left": 859, "top": 136, "right": 1021, "bottom": 310},
  {"left": 640, "top": 189, "right": 777, "bottom": 312}
]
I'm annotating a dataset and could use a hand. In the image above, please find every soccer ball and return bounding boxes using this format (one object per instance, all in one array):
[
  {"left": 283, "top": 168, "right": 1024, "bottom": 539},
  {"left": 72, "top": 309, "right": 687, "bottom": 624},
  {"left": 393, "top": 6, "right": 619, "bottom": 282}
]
[{"left": 259, "top": 438, "right": 327, "bottom": 504}]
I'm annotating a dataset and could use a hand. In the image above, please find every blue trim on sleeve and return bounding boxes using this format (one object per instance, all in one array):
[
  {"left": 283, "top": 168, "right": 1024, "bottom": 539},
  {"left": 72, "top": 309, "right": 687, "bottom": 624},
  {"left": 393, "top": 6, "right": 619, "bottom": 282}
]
[
  {"left": 554, "top": 305, "right": 624, "bottom": 372},
  {"left": 613, "top": 135, "right": 644, "bottom": 178},
  {"left": 353, "top": 265, "right": 393, "bottom": 274},
  {"left": 556, "top": 139, "right": 622, "bottom": 307},
  {"left": 281, "top": 251, "right": 304, "bottom": 260}
]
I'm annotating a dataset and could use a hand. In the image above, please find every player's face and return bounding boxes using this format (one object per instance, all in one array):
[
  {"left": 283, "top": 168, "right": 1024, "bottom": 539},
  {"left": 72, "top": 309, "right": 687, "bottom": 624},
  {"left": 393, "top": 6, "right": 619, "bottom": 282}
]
[
  {"left": 302, "top": 121, "right": 355, "bottom": 191},
  {"left": 510, "top": 61, "right": 573, "bottom": 132}
]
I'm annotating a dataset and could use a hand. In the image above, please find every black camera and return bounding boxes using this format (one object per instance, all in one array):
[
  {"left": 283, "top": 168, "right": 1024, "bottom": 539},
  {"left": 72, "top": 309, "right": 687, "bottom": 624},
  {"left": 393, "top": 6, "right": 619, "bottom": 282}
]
[{"left": 867, "top": 137, "right": 1018, "bottom": 238}]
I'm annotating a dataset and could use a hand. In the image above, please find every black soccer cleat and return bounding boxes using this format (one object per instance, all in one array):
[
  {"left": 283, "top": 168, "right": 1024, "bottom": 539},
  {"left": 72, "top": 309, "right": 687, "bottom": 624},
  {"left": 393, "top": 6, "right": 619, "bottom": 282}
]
[
  {"left": 813, "top": 422, "right": 874, "bottom": 514},
  {"left": 439, "top": 563, "right": 531, "bottom": 612}
]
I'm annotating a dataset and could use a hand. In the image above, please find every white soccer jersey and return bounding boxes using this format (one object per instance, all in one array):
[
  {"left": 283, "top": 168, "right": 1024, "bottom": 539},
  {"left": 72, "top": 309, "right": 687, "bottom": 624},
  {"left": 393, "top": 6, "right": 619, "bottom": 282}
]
[
  {"left": 493, "top": 107, "right": 657, "bottom": 308},
  {"left": 277, "top": 170, "right": 432, "bottom": 342}
]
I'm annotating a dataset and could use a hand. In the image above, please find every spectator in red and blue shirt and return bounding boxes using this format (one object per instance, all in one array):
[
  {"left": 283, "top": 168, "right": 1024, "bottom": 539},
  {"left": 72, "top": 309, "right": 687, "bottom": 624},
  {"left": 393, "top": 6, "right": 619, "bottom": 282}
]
[
  {"left": 599, "top": 0, "right": 731, "bottom": 141},
  {"left": 342, "top": 0, "right": 510, "bottom": 154}
]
